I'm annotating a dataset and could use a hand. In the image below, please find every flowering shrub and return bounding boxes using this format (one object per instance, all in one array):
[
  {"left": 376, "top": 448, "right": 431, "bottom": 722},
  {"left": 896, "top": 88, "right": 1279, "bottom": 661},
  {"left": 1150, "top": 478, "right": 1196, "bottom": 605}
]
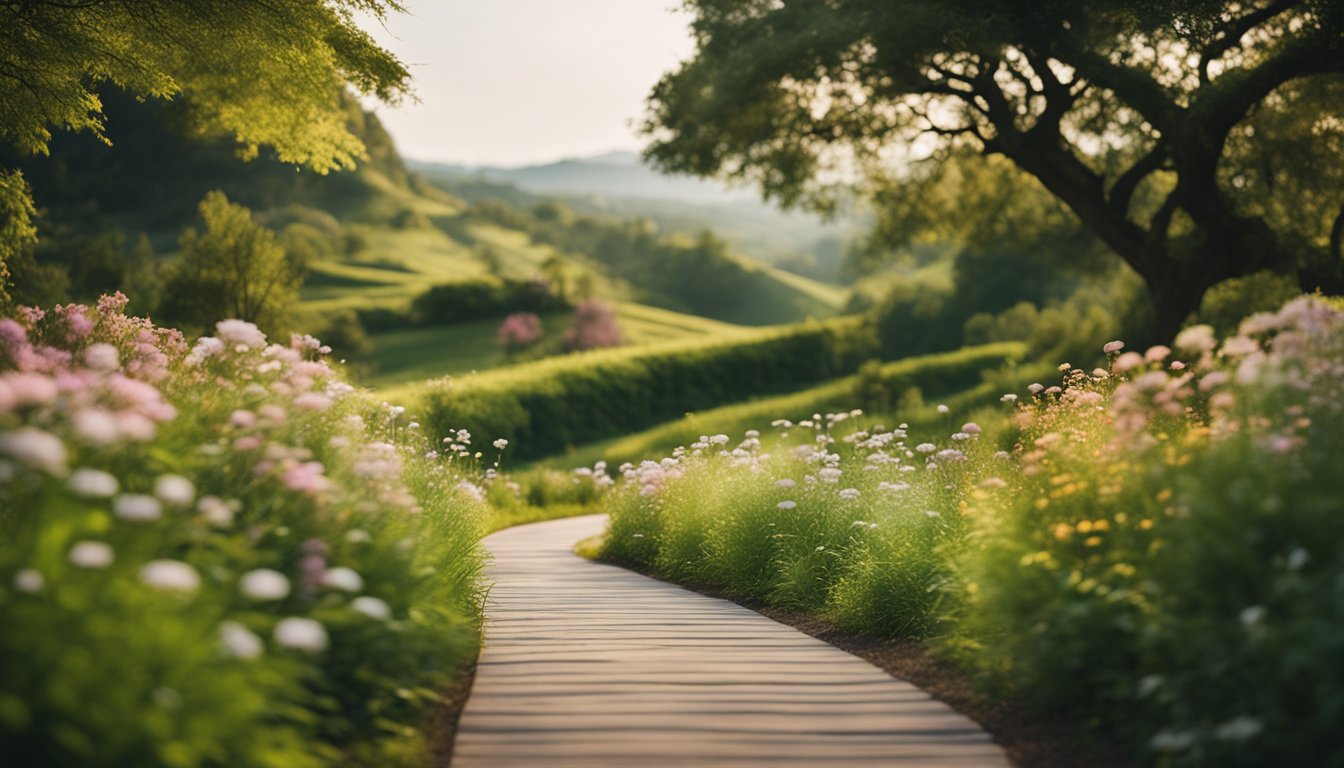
[
  {"left": 597, "top": 296, "right": 1344, "bottom": 766},
  {"left": 0, "top": 295, "right": 487, "bottom": 767},
  {"left": 496, "top": 312, "right": 542, "bottom": 353},
  {"left": 561, "top": 299, "right": 622, "bottom": 351}
]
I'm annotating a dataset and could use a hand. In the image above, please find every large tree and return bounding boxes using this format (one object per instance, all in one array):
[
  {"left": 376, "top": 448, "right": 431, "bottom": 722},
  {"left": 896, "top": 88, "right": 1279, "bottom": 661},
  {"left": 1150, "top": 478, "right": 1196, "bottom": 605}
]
[
  {"left": 0, "top": 0, "right": 410, "bottom": 307},
  {"left": 642, "top": 0, "right": 1344, "bottom": 339}
]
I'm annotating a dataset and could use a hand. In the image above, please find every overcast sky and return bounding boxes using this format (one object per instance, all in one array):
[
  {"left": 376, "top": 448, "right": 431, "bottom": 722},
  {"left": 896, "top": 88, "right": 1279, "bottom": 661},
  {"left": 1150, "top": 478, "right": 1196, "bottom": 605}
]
[{"left": 357, "top": 1, "right": 694, "bottom": 167}]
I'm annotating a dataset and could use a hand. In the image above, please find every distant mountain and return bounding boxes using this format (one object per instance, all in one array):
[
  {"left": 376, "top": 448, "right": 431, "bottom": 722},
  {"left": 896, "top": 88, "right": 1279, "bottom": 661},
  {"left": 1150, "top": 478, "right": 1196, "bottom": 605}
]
[
  {"left": 412, "top": 151, "right": 756, "bottom": 207},
  {"left": 410, "top": 152, "right": 862, "bottom": 284}
]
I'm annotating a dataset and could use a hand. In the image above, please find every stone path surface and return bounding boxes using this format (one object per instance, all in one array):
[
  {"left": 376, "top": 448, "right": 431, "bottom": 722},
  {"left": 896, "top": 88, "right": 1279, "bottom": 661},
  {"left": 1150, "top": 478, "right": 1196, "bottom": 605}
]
[{"left": 453, "top": 514, "right": 1011, "bottom": 767}]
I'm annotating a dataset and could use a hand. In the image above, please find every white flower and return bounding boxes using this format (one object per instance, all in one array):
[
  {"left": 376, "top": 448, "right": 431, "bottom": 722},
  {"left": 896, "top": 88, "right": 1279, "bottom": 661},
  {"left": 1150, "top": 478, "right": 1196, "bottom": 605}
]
[
  {"left": 351, "top": 596, "right": 392, "bottom": 620},
  {"left": 240, "top": 568, "right": 290, "bottom": 601},
  {"left": 745, "top": 429, "right": 760, "bottom": 439},
  {"left": 493, "top": 438, "right": 509, "bottom": 450},
  {"left": 1239, "top": 605, "right": 1266, "bottom": 626},
  {"left": 0, "top": 427, "right": 68, "bottom": 475},
  {"left": 323, "top": 567, "right": 363, "bottom": 592},
  {"left": 14, "top": 568, "right": 44, "bottom": 593},
  {"left": 961, "top": 422, "right": 981, "bottom": 434},
  {"left": 219, "top": 621, "right": 264, "bottom": 660},
  {"left": 1150, "top": 730, "right": 1198, "bottom": 751},
  {"left": 1174, "top": 324, "right": 1216, "bottom": 354},
  {"left": 1102, "top": 340, "right": 1125, "bottom": 354},
  {"left": 1000, "top": 393, "right": 1018, "bottom": 403},
  {"left": 113, "top": 494, "right": 162, "bottom": 523},
  {"left": 274, "top": 617, "right": 328, "bottom": 652},
  {"left": 153, "top": 474, "right": 195, "bottom": 507},
  {"left": 708, "top": 434, "right": 730, "bottom": 445},
  {"left": 69, "top": 541, "right": 114, "bottom": 569},
  {"left": 775, "top": 478, "right": 796, "bottom": 488},
  {"left": 936, "top": 404, "right": 949, "bottom": 414},
  {"left": 345, "top": 529, "right": 371, "bottom": 544},
  {"left": 83, "top": 343, "right": 120, "bottom": 371},
  {"left": 139, "top": 560, "right": 200, "bottom": 592},
  {"left": 197, "top": 496, "right": 234, "bottom": 527},
  {"left": 1027, "top": 383, "right": 1044, "bottom": 395},
  {"left": 71, "top": 409, "right": 120, "bottom": 446},
  {"left": 1214, "top": 716, "right": 1263, "bottom": 742},
  {"left": 839, "top": 488, "right": 860, "bottom": 500},
  {"left": 215, "top": 319, "right": 267, "bottom": 348},
  {"left": 915, "top": 443, "right": 936, "bottom": 453},
  {"left": 777, "top": 500, "right": 797, "bottom": 510},
  {"left": 68, "top": 468, "right": 119, "bottom": 498}
]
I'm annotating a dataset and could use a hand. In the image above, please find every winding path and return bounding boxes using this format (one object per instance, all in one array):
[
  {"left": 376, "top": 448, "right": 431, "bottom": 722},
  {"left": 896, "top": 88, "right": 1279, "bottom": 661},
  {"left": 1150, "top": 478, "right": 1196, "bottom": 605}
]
[{"left": 453, "top": 514, "right": 1010, "bottom": 767}]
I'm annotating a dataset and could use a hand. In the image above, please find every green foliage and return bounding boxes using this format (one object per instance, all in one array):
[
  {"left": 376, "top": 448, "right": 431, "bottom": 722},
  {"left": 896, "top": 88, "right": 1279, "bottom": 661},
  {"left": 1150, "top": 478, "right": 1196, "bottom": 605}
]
[
  {"left": 0, "top": 0, "right": 408, "bottom": 170},
  {"left": 642, "top": 0, "right": 1344, "bottom": 337},
  {"left": 158, "top": 192, "right": 301, "bottom": 336},
  {"left": 1196, "top": 270, "right": 1303, "bottom": 336},
  {"left": 582, "top": 343, "right": 1026, "bottom": 468},
  {"left": 418, "top": 319, "right": 877, "bottom": 461},
  {"left": 0, "top": 297, "right": 486, "bottom": 767},
  {"left": 0, "top": 170, "right": 37, "bottom": 311},
  {"left": 409, "top": 277, "right": 567, "bottom": 325},
  {"left": 597, "top": 296, "right": 1344, "bottom": 765}
]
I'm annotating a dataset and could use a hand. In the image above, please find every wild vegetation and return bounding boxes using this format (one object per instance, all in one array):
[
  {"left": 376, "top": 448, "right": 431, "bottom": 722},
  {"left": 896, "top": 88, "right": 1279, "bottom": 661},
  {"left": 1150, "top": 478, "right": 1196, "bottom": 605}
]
[
  {"left": 599, "top": 295, "right": 1344, "bottom": 766},
  {"left": 0, "top": 297, "right": 489, "bottom": 766}
]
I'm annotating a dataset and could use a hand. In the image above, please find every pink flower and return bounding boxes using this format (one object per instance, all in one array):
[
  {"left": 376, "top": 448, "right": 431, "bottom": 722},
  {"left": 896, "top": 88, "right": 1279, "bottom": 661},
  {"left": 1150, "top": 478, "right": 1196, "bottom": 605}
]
[
  {"left": 83, "top": 344, "right": 120, "bottom": 371},
  {"left": 282, "top": 461, "right": 330, "bottom": 495},
  {"left": 71, "top": 409, "right": 121, "bottom": 446},
  {"left": 4, "top": 373, "right": 58, "bottom": 408},
  {"left": 0, "top": 427, "right": 68, "bottom": 474},
  {"left": 1103, "top": 340, "right": 1125, "bottom": 354},
  {"left": 215, "top": 320, "right": 266, "bottom": 349},
  {"left": 230, "top": 410, "right": 257, "bottom": 428},
  {"left": 293, "top": 392, "right": 332, "bottom": 411}
]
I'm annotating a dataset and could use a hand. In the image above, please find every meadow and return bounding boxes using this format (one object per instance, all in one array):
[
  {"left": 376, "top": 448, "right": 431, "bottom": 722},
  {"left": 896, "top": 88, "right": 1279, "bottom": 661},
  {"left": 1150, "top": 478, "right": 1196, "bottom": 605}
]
[{"left": 597, "top": 296, "right": 1344, "bottom": 766}]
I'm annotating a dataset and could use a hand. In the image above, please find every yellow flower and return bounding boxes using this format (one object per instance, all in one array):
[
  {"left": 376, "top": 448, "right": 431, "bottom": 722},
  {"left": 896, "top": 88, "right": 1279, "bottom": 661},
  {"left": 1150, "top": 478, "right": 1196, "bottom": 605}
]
[
  {"left": 1053, "top": 523, "right": 1073, "bottom": 540},
  {"left": 1085, "top": 536, "right": 1103, "bottom": 547}
]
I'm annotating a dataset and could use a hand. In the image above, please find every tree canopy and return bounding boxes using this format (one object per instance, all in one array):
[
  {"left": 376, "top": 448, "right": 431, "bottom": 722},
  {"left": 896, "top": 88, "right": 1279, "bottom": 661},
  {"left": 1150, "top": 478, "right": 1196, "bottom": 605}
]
[
  {"left": 0, "top": 0, "right": 410, "bottom": 307},
  {"left": 643, "top": 0, "right": 1344, "bottom": 338}
]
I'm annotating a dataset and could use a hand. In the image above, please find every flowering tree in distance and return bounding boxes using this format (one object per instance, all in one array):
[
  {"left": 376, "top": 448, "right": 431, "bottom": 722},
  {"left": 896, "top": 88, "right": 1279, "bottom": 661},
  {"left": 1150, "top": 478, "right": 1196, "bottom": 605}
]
[
  {"left": 497, "top": 312, "right": 543, "bottom": 354},
  {"left": 563, "top": 300, "right": 622, "bottom": 352}
]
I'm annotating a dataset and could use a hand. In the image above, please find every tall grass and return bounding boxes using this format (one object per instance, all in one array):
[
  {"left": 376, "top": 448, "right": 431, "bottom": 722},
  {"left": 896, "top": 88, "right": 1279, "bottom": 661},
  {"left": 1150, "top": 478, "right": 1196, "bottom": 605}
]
[{"left": 598, "top": 296, "right": 1344, "bottom": 766}]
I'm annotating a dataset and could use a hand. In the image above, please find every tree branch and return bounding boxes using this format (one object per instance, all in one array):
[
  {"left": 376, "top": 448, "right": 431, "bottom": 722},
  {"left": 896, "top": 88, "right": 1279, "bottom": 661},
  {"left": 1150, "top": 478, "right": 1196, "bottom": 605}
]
[
  {"left": 1108, "top": 141, "right": 1170, "bottom": 218},
  {"left": 1199, "top": 0, "right": 1304, "bottom": 85}
]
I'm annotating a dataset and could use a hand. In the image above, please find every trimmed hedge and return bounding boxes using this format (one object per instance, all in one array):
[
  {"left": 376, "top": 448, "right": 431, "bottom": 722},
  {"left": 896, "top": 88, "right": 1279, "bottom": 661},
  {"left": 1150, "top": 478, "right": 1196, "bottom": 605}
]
[{"left": 417, "top": 318, "right": 875, "bottom": 460}]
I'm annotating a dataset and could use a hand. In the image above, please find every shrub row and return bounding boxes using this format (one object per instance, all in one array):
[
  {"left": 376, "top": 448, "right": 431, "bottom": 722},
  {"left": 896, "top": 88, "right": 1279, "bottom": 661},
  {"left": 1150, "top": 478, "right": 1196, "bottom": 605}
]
[
  {"left": 409, "top": 276, "right": 568, "bottom": 325},
  {"left": 418, "top": 318, "right": 876, "bottom": 460}
]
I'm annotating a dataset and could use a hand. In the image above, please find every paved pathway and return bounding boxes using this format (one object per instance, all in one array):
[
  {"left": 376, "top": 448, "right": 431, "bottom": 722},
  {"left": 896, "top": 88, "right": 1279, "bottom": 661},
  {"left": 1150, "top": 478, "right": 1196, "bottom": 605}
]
[{"left": 453, "top": 514, "right": 1010, "bottom": 767}]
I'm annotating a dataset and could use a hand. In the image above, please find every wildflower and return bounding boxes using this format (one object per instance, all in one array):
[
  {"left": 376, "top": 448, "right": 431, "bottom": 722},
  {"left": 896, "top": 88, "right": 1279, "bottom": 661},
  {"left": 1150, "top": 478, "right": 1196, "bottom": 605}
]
[
  {"left": 839, "top": 488, "right": 860, "bottom": 500},
  {"left": 14, "top": 568, "right": 44, "bottom": 593},
  {"left": 139, "top": 560, "right": 201, "bottom": 592},
  {"left": 1144, "top": 345, "right": 1171, "bottom": 363},
  {"left": 219, "top": 621, "right": 264, "bottom": 660},
  {"left": 1174, "top": 324, "right": 1216, "bottom": 354},
  {"left": 198, "top": 496, "right": 235, "bottom": 527},
  {"left": 293, "top": 392, "right": 332, "bottom": 411},
  {"left": 493, "top": 438, "right": 509, "bottom": 450},
  {"left": 915, "top": 443, "right": 936, "bottom": 453},
  {"left": 215, "top": 319, "right": 267, "bottom": 348},
  {"left": 346, "top": 529, "right": 371, "bottom": 544},
  {"left": 1113, "top": 351, "right": 1144, "bottom": 373},
  {"left": 114, "top": 494, "right": 163, "bottom": 522},
  {"left": 1220, "top": 335, "right": 1259, "bottom": 357},
  {"left": 68, "top": 468, "right": 119, "bottom": 498},
  {"left": 1103, "top": 340, "right": 1125, "bottom": 354},
  {"left": 777, "top": 500, "right": 797, "bottom": 510},
  {"left": 273, "top": 617, "right": 329, "bottom": 652},
  {"left": 745, "top": 429, "right": 760, "bottom": 439},
  {"left": 282, "top": 462, "right": 330, "bottom": 495},
  {"left": 5, "top": 373, "right": 58, "bottom": 408},
  {"left": 240, "top": 569, "right": 291, "bottom": 601},
  {"left": 1150, "top": 730, "right": 1198, "bottom": 751},
  {"left": 1000, "top": 393, "right": 1018, "bottom": 403},
  {"left": 69, "top": 541, "right": 114, "bottom": 569},
  {"left": 0, "top": 427, "right": 68, "bottom": 474},
  {"left": 351, "top": 596, "right": 392, "bottom": 620},
  {"left": 70, "top": 409, "right": 121, "bottom": 446},
  {"left": 323, "top": 567, "right": 364, "bottom": 592},
  {"left": 961, "top": 422, "right": 981, "bottom": 434},
  {"left": 1239, "top": 605, "right": 1266, "bottom": 626},
  {"left": 1027, "top": 383, "right": 1044, "bottom": 395},
  {"left": 708, "top": 434, "right": 730, "bottom": 445},
  {"left": 83, "top": 343, "right": 120, "bottom": 371},
  {"left": 776, "top": 478, "right": 796, "bottom": 488},
  {"left": 1213, "top": 717, "right": 1264, "bottom": 742},
  {"left": 818, "top": 467, "right": 842, "bottom": 483},
  {"left": 936, "top": 404, "right": 949, "bottom": 414},
  {"left": 154, "top": 474, "right": 196, "bottom": 506}
]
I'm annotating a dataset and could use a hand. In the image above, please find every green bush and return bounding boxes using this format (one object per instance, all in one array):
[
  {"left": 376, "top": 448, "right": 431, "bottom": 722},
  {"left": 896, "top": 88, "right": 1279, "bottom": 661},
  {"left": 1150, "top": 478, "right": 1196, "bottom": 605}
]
[
  {"left": 418, "top": 318, "right": 877, "bottom": 460},
  {"left": 409, "top": 277, "right": 567, "bottom": 325}
]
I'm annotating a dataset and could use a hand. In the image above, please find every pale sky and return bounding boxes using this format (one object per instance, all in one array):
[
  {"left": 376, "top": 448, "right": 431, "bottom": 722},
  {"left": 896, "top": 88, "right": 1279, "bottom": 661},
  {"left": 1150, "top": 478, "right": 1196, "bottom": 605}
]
[{"left": 357, "top": 1, "right": 695, "bottom": 167}]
